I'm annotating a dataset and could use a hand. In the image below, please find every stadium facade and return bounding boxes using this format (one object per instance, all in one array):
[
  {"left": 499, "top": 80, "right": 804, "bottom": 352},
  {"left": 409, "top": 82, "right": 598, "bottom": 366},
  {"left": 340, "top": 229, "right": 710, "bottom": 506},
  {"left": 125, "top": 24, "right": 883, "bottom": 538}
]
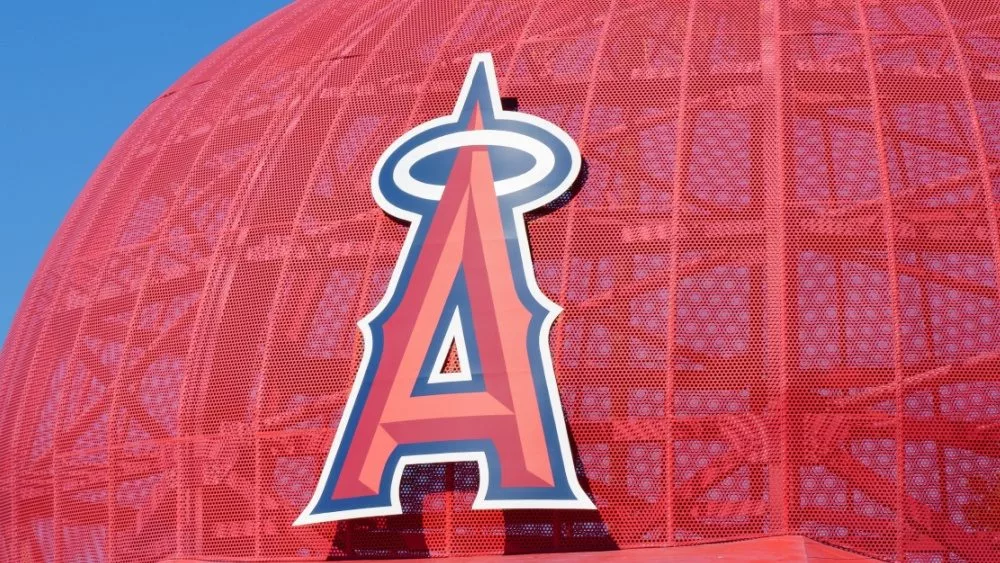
[{"left": 2, "top": 0, "right": 1000, "bottom": 561}]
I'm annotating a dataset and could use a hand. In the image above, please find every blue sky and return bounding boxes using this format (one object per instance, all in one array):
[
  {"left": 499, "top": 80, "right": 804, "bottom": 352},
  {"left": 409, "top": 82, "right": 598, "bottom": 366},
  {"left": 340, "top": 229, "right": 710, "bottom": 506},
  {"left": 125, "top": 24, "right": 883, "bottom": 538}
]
[{"left": 0, "top": 1, "right": 291, "bottom": 341}]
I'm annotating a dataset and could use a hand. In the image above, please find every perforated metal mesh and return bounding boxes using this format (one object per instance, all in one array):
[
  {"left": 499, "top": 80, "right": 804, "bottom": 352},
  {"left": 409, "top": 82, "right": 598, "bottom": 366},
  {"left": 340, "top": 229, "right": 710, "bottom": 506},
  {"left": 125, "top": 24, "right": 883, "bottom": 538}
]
[{"left": 3, "top": 0, "right": 1000, "bottom": 561}]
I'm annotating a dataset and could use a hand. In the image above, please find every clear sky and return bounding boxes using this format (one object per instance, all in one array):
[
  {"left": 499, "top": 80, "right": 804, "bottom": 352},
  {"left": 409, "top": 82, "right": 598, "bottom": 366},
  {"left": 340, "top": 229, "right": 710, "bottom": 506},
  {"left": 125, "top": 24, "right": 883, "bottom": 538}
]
[{"left": 0, "top": 1, "right": 292, "bottom": 342}]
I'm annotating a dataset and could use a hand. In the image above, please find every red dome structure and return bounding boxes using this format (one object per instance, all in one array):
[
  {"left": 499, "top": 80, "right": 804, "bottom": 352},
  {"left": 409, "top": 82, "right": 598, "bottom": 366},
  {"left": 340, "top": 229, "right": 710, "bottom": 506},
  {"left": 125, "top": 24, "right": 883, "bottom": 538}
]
[{"left": 3, "top": 0, "right": 1000, "bottom": 561}]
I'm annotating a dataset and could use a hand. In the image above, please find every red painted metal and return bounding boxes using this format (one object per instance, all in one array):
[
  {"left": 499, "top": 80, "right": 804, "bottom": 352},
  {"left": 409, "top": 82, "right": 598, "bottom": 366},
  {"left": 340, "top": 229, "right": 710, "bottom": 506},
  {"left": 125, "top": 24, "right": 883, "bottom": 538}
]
[
  {"left": 3, "top": 0, "right": 1000, "bottom": 561},
  {"left": 164, "top": 534, "right": 881, "bottom": 562}
]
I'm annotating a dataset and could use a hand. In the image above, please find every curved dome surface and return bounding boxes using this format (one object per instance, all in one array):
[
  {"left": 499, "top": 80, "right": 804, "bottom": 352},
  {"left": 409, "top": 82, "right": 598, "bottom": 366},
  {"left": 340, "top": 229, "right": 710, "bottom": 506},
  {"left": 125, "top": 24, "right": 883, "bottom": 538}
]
[{"left": 3, "top": 0, "right": 1000, "bottom": 561}]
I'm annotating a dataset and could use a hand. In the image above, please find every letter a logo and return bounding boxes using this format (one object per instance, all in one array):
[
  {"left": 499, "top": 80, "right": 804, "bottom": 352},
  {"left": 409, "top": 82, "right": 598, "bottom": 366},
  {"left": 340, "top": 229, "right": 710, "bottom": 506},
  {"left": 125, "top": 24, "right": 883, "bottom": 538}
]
[{"left": 295, "top": 53, "right": 594, "bottom": 524}]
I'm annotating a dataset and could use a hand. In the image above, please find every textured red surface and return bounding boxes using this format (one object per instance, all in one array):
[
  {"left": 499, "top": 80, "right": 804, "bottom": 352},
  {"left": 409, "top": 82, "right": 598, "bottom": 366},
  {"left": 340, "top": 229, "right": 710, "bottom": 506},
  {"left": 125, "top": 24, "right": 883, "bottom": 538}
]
[
  {"left": 2, "top": 0, "right": 1000, "bottom": 561},
  {"left": 165, "top": 535, "right": 881, "bottom": 562}
]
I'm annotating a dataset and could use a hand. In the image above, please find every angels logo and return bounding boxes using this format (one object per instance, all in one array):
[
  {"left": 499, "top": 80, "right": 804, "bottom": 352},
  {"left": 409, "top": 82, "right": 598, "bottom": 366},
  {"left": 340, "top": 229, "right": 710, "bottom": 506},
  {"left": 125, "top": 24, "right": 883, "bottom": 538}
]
[{"left": 296, "top": 53, "right": 594, "bottom": 524}]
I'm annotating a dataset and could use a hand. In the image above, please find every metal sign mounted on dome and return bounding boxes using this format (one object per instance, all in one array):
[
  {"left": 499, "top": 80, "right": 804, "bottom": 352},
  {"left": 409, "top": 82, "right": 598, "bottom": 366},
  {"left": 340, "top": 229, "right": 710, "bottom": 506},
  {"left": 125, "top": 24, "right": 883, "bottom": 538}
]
[{"left": 295, "top": 53, "right": 594, "bottom": 525}]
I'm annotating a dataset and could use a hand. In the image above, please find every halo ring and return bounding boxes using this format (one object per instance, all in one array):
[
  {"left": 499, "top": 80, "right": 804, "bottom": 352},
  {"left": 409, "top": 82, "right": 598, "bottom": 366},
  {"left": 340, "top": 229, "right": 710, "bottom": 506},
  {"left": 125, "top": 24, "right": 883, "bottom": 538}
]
[{"left": 392, "top": 129, "right": 556, "bottom": 200}]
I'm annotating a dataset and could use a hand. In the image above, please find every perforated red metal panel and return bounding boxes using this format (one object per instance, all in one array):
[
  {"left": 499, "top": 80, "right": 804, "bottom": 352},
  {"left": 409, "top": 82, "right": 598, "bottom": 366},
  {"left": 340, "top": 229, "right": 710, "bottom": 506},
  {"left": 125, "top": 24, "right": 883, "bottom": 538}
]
[{"left": 2, "top": 0, "right": 1000, "bottom": 561}]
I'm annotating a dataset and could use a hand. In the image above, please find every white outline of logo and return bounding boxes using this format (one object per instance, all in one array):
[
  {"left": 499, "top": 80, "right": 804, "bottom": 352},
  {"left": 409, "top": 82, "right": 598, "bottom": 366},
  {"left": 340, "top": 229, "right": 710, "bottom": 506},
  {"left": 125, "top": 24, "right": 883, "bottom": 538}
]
[{"left": 295, "top": 53, "right": 594, "bottom": 526}]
